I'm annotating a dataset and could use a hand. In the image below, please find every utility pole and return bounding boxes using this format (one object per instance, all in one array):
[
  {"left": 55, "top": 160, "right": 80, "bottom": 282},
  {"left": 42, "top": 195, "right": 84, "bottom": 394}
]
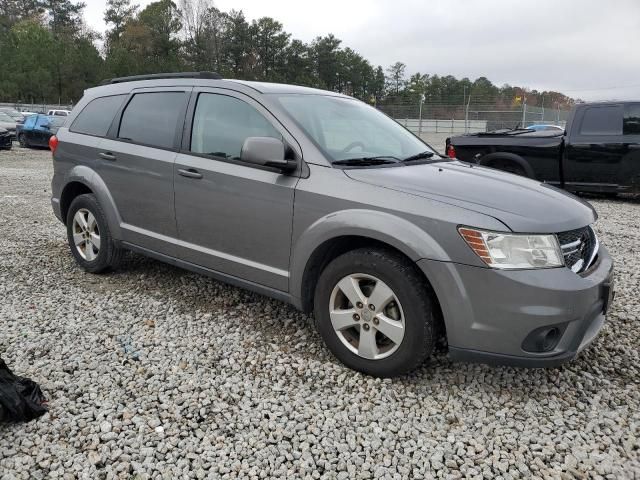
[
  {"left": 521, "top": 95, "right": 527, "bottom": 128},
  {"left": 462, "top": 85, "right": 467, "bottom": 132},
  {"left": 465, "top": 94, "right": 471, "bottom": 134},
  {"left": 418, "top": 94, "right": 425, "bottom": 138}
]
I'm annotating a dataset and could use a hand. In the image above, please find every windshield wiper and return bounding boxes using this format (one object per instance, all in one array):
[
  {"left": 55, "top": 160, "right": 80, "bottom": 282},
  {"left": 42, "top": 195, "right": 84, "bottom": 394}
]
[
  {"left": 402, "top": 151, "right": 435, "bottom": 162},
  {"left": 332, "top": 156, "right": 400, "bottom": 166}
]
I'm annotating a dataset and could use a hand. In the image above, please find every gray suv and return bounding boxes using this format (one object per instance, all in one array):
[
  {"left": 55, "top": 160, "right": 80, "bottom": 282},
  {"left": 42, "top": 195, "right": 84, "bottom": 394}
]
[{"left": 50, "top": 72, "right": 614, "bottom": 377}]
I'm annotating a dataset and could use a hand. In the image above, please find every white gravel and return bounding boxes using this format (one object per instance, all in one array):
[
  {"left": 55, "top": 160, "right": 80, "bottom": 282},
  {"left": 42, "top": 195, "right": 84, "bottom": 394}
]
[{"left": 0, "top": 146, "right": 639, "bottom": 479}]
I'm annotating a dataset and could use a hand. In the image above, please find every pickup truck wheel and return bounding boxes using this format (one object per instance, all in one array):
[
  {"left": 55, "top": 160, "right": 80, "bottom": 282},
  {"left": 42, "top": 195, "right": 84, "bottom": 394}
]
[
  {"left": 314, "top": 248, "right": 435, "bottom": 377},
  {"left": 66, "top": 194, "right": 123, "bottom": 273},
  {"left": 488, "top": 160, "right": 526, "bottom": 177}
]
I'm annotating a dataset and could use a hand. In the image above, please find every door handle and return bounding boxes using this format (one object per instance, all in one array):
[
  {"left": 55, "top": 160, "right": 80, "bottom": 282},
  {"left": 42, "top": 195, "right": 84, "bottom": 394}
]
[
  {"left": 99, "top": 152, "right": 116, "bottom": 161},
  {"left": 178, "top": 168, "right": 203, "bottom": 179}
]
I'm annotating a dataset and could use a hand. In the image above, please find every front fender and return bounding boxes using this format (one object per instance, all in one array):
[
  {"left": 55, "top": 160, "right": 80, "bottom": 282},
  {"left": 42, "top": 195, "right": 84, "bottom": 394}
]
[{"left": 289, "top": 209, "right": 451, "bottom": 304}]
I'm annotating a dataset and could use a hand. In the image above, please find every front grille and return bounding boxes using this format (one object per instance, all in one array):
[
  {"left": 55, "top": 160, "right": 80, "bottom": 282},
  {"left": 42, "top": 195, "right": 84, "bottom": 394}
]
[{"left": 557, "top": 226, "right": 598, "bottom": 273}]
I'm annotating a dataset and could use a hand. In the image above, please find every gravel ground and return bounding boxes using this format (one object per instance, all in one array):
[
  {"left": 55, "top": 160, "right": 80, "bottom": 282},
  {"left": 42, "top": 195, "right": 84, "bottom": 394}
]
[{"left": 0, "top": 146, "right": 639, "bottom": 480}]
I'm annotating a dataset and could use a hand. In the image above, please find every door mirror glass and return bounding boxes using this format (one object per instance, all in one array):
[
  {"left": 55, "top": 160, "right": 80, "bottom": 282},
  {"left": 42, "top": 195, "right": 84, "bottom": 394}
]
[{"left": 240, "top": 137, "right": 295, "bottom": 171}]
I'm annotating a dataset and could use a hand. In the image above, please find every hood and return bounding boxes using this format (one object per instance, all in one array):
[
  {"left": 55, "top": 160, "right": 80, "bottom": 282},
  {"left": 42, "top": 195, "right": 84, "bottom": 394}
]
[{"left": 344, "top": 161, "right": 597, "bottom": 233}]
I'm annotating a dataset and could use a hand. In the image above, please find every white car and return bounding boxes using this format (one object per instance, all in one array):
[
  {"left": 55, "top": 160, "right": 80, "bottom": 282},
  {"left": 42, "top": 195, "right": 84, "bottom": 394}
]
[{"left": 47, "top": 109, "right": 71, "bottom": 117}]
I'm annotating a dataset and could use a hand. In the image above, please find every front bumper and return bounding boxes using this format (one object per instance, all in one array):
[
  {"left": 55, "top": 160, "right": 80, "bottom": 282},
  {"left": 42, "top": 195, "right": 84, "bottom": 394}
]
[{"left": 418, "top": 246, "right": 614, "bottom": 367}]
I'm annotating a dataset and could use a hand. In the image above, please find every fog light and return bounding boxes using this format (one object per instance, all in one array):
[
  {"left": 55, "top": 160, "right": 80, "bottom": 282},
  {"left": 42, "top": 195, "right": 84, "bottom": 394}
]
[{"left": 522, "top": 324, "right": 567, "bottom": 353}]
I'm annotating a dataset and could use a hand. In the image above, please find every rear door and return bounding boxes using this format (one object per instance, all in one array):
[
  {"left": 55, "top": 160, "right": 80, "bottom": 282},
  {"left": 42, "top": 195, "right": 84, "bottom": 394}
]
[
  {"left": 33, "top": 116, "right": 51, "bottom": 146},
  {"left": 98, "top": 87, "right": 191, "bottom": 256},
  {"left": 564, "top": 104, "right": 625, "bottom": 192},
  {"left": 172, "top": 88, "right": 300, "bottom": 291}
]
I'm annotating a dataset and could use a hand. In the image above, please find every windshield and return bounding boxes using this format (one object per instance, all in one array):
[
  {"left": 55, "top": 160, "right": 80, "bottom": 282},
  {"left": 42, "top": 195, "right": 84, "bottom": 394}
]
[
  {"left": 0, "top": 112, "right": 15, "bottom": 122},
  {"left": 274, "top": 94, "right": 439, "bottom": 163}
]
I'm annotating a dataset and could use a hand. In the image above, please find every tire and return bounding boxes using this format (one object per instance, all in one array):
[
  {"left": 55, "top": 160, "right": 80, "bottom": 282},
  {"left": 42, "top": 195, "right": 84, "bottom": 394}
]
[
  {"left": 18, "top": 134, "right": 27, "bottom": 148},
  {"left": 313, "top": 248, "right": 436, "bottom": 377},
  {"left": 66, "top": 194, "right": 123, "bottom": 273},
  {"left": 489, "top": 160, "right": 527, "bottom": 177}
]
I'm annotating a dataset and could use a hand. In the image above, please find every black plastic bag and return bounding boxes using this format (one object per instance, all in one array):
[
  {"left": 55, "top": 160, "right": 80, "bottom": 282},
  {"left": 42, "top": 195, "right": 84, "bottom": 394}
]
[{"left": 0, "top": 358, "right": 48, "bottom": 423}]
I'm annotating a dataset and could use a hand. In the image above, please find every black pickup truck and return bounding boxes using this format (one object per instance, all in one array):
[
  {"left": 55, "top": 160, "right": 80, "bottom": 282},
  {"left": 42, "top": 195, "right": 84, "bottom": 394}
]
[{"left": 446, "top": 101, "right": 640, "bottom": 195}]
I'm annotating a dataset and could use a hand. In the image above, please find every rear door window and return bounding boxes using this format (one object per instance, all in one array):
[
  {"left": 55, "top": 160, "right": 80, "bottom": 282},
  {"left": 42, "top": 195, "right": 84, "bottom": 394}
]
[
  {"left": 190, "top": 93, "right": 281, "bottom": 160},
  {"left": 623, "top": 104, "right": 640, "bottom": 135},
  {"left": 579, "top": 105, "right": 623, "bottom": 136},
  {"left": 118, "top": 92, "right": 187, "bottom": 149},
  {"left": 70, "top": 95, "right": 125, "bottom": 137}
]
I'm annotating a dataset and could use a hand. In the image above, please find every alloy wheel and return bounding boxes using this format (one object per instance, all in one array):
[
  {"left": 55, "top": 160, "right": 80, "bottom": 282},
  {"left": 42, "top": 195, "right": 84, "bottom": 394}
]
[
  {"left": 329, "top": 273, "right": 405, "bottom": 360},
  {"left": 72, "top": 208, "right": 101, "bottom": 261}
]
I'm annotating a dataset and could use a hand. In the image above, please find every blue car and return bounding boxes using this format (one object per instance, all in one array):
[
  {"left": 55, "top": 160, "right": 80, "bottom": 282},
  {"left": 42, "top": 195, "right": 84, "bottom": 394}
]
[{"left": 17, "top": 114, "right": 65, "bottom": 148}]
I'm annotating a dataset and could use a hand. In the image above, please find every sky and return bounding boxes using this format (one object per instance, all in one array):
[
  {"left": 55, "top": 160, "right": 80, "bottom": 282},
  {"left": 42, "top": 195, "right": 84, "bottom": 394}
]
[{"left": 83, "top": 0, "right": 640, "bottom": 101}]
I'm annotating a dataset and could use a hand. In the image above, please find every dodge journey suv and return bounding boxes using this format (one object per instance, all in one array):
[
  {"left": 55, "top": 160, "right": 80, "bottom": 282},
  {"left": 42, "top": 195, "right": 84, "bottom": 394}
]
[{"left": 50, "top": 72, "right": 614, "bottom": 377}]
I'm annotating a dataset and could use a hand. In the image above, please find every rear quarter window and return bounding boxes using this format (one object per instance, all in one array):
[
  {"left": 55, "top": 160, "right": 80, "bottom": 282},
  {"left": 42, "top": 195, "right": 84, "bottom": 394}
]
[{"left": 70, "top": 95, "right": 126, "bottom": 137}]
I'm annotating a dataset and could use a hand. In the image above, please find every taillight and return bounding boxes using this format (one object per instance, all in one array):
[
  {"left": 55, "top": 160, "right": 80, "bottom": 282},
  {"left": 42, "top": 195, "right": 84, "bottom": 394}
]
[
  {"left": 446, "top": 144, "right": 456, "bottom": 158},
  {"left": 49, "top": 135, "right": 59, "bottom": 153}
]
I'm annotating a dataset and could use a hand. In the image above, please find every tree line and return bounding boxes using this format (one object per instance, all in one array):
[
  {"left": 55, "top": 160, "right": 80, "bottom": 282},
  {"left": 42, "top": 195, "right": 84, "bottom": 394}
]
[{"left": 0, "top": 0, "right": 575, "bottom": 110}]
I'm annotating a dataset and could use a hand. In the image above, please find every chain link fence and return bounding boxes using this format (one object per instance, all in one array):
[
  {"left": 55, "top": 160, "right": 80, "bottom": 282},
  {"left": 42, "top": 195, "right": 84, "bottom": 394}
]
[
  {"left": 379, "top": 102, "right": 571, "bottom": 135},
  {"left": 0, "top": 102, "right": 73, "bottom": 114}
]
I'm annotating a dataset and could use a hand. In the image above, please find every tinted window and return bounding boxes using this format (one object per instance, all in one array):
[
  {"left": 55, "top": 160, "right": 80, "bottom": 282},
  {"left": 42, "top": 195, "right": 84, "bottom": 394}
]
[
  {"left": 191, "top": 93, "right": 281, "bottom": 159},
  {"left": 119, "top": 92, "right": 186, "bottom": 149},
  {"left": 579, "top": 105, "right": 623, "bottom": 136},
  {"left": 624, "top": 104, "right": 640, "bottom": 135},
  {"left": 71, "top": 95, "right": 125, "bottom": 137}
]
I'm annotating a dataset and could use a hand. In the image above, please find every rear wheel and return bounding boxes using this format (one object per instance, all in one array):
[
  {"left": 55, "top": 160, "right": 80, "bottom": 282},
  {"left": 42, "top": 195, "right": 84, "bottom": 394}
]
[
  {"left": 314, "top": 248, "right": 436, "bottom": 377},
  {"left": 488, "top": 160, "right": 527, "bottom": 177},
  {"left": 66, "top": 194, "right": 123, "bottom": 273}
]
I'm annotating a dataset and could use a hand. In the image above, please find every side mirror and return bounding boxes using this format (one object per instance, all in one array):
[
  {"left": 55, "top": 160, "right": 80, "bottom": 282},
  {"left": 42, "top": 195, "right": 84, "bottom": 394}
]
[{"left": 240, "top": 137, "right": 296, "bottom": 172}]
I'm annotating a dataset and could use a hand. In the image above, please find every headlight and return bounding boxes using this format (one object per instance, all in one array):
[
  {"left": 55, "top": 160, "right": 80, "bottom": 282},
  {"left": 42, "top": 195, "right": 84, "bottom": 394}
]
[{"left": 459, "top": 227, "right": 564, "bottom": 270}]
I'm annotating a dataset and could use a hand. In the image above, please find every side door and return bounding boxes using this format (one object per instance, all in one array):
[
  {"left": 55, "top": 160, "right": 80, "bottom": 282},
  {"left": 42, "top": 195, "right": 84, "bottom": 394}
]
[
  {"left": 34, "top": 116, "right": 51, "bottom": 146},
  {"left": 173, "top": 89, "right": 301, "bottom": 291},
  {"left": 564, "top": 104, "right": 625, "bottom": 191},
  {"left": 97, "top": 87, "right": 191, "bottom": 256},
  {"left": 22, "top": 115, "right": 36, "bottom": 143}
]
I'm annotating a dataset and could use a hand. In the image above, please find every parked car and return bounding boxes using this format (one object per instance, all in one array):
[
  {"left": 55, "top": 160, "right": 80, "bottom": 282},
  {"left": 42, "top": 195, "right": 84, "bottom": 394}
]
[
  {"left": 446, "top": 101, "right": 640, "bottom": 195},
  {"left": 0, "top": 111, "right": 17, "bottom": 139},
  {"left": 525, "top": 124, "right": 565, "bottom": 132},
  {"left": 47, "top": 109, "right": 71, "bottom": 117},
  {"left": 0, "top": 108, "right": 26, "bottom": 124},
  {"left": 50, "top": 72, "right": 614, "bottom": 377},
  {"left": 18, "top": 114, "right": 64, "bottom": 148},
  {"left": 0, "top": 127, "right": 12, "bottom": 150}
]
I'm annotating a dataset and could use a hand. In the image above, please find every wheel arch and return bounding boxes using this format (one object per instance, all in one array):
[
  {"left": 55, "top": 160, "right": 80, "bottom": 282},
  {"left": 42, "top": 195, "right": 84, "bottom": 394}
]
[
  {"left": 59, "top": 167, "right": 123, "bottom": 239},
  {"left": 290, "top": 210, "right": 450, "bottom": 314},
  {"left": 477, "top": 152, "right": 535, "bottom": 178}
]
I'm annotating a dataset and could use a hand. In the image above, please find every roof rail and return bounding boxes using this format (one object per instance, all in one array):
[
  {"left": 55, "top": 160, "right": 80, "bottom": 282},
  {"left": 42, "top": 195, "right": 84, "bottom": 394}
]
[{"left": 100, "top": 71, "right": 223, "bottom": 85}]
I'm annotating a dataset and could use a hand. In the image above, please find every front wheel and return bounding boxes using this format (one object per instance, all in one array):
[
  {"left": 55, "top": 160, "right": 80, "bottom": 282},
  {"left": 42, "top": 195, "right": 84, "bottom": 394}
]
[
  {"left": 314, "top": 248, "right": 436, "bottom": 377},
  {"left": 18, "top": 134, "right": 27, "bottom": 148},
  {"left": 66, "top": 194, "right": 123, "bottom": 273}
]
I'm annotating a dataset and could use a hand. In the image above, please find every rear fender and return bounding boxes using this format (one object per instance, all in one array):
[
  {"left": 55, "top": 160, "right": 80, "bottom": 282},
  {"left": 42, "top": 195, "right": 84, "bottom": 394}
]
[
  {"left": 477, "top": 152, "right": 535, "bottom": 178},
  {"left": 62, "top": 166, "right": 123, "bottom": 239}
]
